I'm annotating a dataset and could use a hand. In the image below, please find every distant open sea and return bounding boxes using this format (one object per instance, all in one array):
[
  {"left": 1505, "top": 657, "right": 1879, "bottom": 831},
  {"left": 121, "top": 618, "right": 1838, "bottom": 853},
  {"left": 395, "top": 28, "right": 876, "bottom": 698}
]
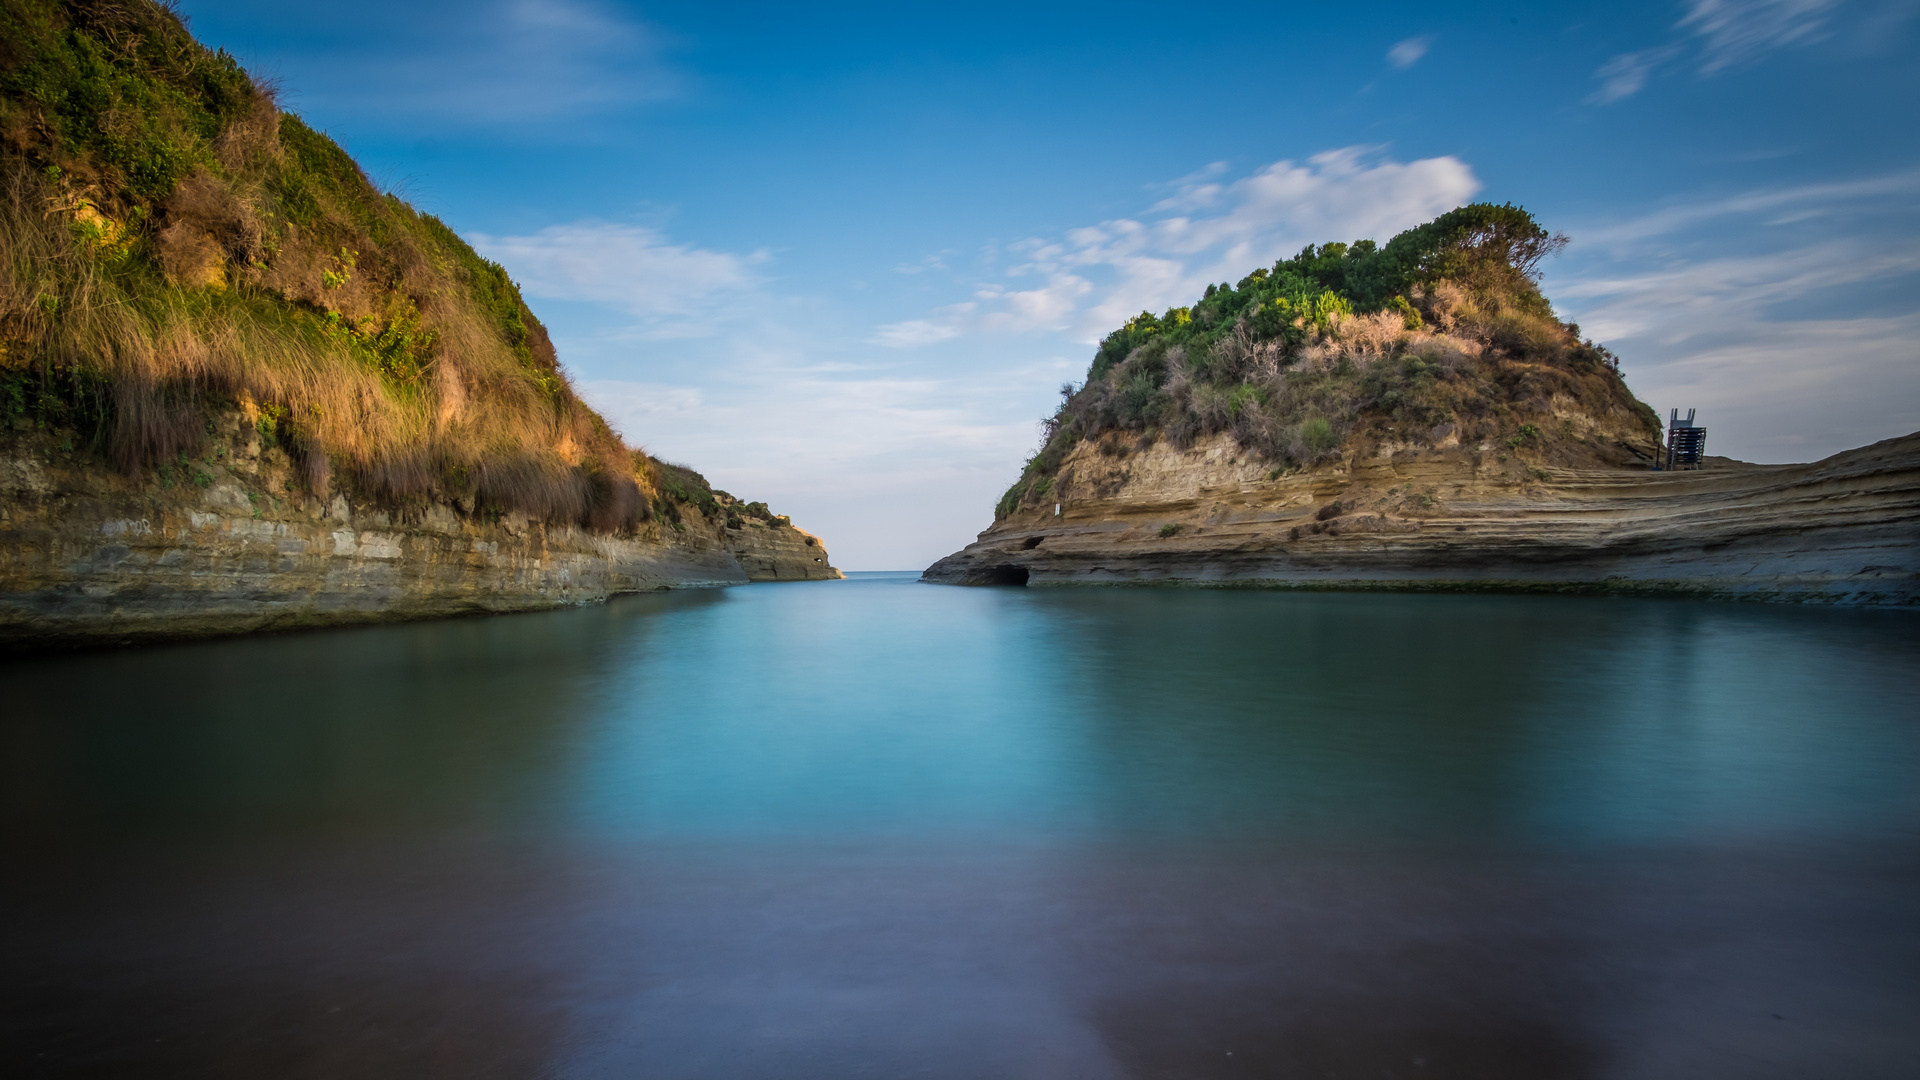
[{"left": 5, "top": 573, "right": 1917, "bottom": 1078}]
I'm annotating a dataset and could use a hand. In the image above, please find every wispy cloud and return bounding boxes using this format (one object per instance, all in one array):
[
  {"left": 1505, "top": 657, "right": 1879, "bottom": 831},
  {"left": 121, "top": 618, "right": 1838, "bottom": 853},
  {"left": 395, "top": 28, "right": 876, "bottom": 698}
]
[
  {"left": 1604, "top": 314, "right": 1919, "bottom": 460},
  {"left": 1562, "top": 265, "right": 1920, "bottom": 461},
  {"left": 892, "top": 253, "right": 951, "bottom": 275},
  {"left": 1681, "top": 0, "right": 1842, "bottom": 72},
  {"left": 1588, "top": 0, "right": 1843, "bottom": 103},
  {"left": 1554, "top": 240, "right": 1920, "bottom": 341},
  {"left": 472, "top": 223, "right": 765, "bottom": 338},
  {"left": 1571, "top": 168, "right": 1920, "bottom": 248},
  {"left": 574, "top": 381, "right": 703, "bottom": 427},
  {"left": 868, "top": 314, "right": 969, "bottom": 347},
  {"left": 273, "top": 0, "right": 678, "bottom": 128},
  {"left": 1588, "top": 45, "right": 1683, "bottom": 103},
  {"left": 1387, "top": 36, "right": 1432, "bottom": 69},
  {"left": 1548, "top": 166, "right": 1920, "bottom": 460},
  {"left": 873, "top": 147, "right": 1480, "bottom": 347}
]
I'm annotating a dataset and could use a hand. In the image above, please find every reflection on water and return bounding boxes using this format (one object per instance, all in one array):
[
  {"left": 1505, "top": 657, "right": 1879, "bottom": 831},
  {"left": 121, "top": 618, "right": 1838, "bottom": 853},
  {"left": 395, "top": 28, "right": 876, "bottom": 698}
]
[{"left": 3, "top": 575, "right": 1918, "bottom": 1077}]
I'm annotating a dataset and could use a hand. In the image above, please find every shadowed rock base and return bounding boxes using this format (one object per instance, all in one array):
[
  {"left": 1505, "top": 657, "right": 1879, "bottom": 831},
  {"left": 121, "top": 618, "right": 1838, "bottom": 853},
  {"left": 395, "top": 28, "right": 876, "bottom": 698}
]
[
  {"left": 0, "top": 417, "right": 840, "bottom": 647},
  {"left": 925, "top": 432, "right": 1920, "bottom": 604}
]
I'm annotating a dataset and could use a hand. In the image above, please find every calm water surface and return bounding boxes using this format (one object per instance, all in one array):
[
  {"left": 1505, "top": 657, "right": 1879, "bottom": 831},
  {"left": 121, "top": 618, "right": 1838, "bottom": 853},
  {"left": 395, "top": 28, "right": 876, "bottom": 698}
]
[{"left": 4, "top": 574, "right": 1918, "bottom": 1078}]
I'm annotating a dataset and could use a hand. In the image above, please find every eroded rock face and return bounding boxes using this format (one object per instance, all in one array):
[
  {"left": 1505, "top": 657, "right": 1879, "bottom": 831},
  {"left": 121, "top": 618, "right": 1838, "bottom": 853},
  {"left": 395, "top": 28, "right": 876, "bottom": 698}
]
[
  {"left": 0, "top": 417, "right": 840, "bottom": 646},
  {"left": 725, "top": 520, "right": 839, "bottom": 582},
  {"left": 924, "top": 431, "right": 1920, "bottom": 605}
]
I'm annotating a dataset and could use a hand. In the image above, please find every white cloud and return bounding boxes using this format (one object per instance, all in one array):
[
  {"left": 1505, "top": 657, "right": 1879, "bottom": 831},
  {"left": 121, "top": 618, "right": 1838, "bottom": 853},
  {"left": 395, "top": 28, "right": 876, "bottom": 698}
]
[
  {"left": 874, "top": 147, "right": 1481, "bottom": 347},
  {"left": 1134, "top": 147, "right": 1479, "bottom": 257},
  {"left": 472, "top": 223, "right": 764, "bottom": 336},
  {"left": 976, "top": 275, "right": 1095, "bottom": 334},
  {"left": 1387, "top": 36, "right": 1432, "bottom": 69}
]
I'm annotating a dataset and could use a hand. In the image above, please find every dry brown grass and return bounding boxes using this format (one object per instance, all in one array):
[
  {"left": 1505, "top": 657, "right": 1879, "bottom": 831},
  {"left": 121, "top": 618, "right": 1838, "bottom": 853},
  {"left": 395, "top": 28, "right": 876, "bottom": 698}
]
[
  {"left": 0, "top": 0, "right": 673, "bottom": 531},
  {"left": 1039, "top": 270, "right": 1659, "bottom": 499},
  {"left": 0, "top": 126, "right": 656, "bottom": 532}
]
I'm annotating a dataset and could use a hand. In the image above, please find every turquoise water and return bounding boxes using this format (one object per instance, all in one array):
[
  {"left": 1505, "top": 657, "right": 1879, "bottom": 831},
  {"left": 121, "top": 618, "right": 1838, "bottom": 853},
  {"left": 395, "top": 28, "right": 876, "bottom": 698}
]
[{"left": 4, "top": 575, "right": 1918, "bottom": 1077}]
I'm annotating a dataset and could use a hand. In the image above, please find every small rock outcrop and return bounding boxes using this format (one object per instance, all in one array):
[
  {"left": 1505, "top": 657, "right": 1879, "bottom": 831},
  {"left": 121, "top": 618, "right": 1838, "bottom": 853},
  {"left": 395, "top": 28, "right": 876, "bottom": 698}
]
[{"left": 927, "top": 204, "right": 1917, "bottom": 604}]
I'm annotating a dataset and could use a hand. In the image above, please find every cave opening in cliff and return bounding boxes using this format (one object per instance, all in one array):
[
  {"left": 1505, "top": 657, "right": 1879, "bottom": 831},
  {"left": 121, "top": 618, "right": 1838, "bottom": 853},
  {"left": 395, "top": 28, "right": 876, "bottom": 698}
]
[{"left": 983, "top": 565, "right": 1030, "bottom": 586}]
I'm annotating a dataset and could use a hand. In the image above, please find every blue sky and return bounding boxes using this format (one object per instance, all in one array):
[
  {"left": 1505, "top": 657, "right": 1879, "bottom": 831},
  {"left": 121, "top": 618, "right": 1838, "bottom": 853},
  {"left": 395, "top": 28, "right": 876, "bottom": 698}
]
[{"left": 180, "top": 0, "right": 1919, "bottom": 569}]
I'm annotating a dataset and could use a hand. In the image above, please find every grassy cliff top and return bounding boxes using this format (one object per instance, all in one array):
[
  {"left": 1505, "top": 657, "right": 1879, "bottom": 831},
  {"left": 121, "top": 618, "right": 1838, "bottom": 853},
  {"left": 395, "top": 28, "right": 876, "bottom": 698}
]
[
  {"left": 997, "top": 203, "right": 1663, "bottom": 519},
  {"left": 0, "top": 0, "right": 713, "bottom": 531}
]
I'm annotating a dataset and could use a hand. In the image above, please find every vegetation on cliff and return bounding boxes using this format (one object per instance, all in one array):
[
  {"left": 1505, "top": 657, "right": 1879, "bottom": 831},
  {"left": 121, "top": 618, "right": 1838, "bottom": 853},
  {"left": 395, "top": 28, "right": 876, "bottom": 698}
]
[
  {"left": 997, "top": 203, "right": 1662, "bottom": 519},
  {"left": 0, "top": 0, "right": 722, "bottom": 532}
]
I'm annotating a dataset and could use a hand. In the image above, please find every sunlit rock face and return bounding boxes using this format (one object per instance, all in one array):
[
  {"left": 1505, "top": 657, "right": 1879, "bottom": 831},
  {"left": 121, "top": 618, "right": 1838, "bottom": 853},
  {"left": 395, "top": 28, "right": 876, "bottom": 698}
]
[
  {"left": 726, "top": 523, "right": 842, "bottom": 583},
  {"left": 0, "top": 414, "right": 840, "bottom": 646},
  {"left": 924, "top": 431, "right": 1920, "bottom": 604}
]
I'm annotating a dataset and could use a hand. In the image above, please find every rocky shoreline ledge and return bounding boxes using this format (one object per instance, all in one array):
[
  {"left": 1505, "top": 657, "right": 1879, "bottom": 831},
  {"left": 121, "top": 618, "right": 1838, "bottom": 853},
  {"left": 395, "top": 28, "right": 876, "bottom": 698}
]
[
  {"left": 0, "top": 416, "right": 840, "bottom": 648},
  {"left": 924, "top": 431, "right": 1920, "bottom": 605}
]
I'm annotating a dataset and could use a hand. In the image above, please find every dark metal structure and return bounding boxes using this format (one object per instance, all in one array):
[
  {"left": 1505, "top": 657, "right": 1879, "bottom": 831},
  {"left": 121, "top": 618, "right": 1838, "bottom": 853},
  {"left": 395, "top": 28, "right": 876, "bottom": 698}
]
[{"left": 1658, "top": 408, "right": 1706, "bottom": 470}]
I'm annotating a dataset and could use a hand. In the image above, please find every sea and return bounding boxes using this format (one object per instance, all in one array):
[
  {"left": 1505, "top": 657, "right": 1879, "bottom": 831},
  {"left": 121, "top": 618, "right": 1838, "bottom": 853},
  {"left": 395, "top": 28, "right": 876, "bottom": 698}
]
[{"left": 4, "top": 572, "right": 1918, "bottom": 1078}]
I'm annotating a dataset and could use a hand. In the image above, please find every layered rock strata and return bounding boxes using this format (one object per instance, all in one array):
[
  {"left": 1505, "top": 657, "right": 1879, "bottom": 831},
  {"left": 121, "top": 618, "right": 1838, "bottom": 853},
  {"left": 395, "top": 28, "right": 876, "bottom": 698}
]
[
  {"left": 925, "top": 431, "right": 1920, "bottom": 605},
  {"left": 1, "top": 418, "right": 840, "bottom": 647}
]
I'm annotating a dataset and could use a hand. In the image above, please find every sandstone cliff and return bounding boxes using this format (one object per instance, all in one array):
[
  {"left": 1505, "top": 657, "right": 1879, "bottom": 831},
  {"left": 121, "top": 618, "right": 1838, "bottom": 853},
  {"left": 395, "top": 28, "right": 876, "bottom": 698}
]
[
  {"left": 924, "top": 431, "right": 1920, "bottom": 605},
  {"left": 2, "top": 412, "right": 839, "bottom": 647},
  {"left": 0, "top": 0, "right": 844, "bottom": 647}
]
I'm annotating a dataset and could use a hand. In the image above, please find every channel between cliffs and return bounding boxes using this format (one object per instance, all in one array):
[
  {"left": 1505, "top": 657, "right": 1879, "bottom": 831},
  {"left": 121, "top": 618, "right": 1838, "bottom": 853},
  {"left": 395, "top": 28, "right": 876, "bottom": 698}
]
[
  {"left": 924, "top": 431, "right": 1920, "bottom": 605},
  {"left": 1, "top": 417, "right": 840, "bottom": 647}
]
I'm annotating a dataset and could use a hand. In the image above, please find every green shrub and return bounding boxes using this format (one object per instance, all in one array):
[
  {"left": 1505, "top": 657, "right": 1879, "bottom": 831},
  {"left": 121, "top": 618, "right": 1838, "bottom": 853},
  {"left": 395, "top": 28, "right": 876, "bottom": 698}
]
[
  {"left": 1506, "top": 423, "right": 1541, "bottom": 450},
  {"left": 1041, "top": 203, "right": 1585, "bottom": 464},
  {"left": 655, "top": 461, "right": 719, "bottom": 516},
  {"left": 1301, "top": 416, "right": 1340, "bottom": 455},
  {"left": 995, "top": 477, "right": 1026, "bottom": 520},
  {"left": 1226, "top": 384, "right": 1263, "bottom": 418},
  {"left": 1386, "top": 295, "right": 1422, "bottom": 330},
  {"left": 1158, "top": 522, "right": 1183, "bottom": 538}
]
